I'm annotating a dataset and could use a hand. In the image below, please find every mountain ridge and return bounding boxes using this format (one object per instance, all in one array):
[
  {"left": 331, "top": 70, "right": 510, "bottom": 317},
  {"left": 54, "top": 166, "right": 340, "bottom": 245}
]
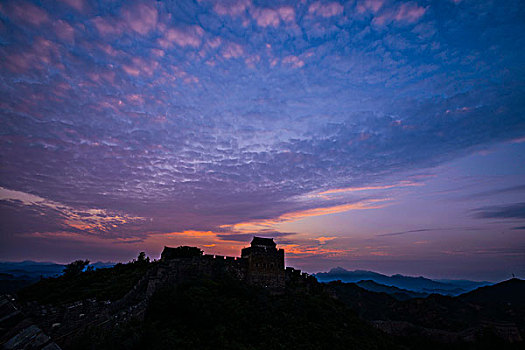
[{"left": 314, "top": 267, "right": 492, "bottom": 295}]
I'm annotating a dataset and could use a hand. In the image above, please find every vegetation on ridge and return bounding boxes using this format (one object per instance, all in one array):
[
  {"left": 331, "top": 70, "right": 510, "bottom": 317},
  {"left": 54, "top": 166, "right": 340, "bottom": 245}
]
[{"left": 17, "top": 254, "right": 152, "bottom": 304}]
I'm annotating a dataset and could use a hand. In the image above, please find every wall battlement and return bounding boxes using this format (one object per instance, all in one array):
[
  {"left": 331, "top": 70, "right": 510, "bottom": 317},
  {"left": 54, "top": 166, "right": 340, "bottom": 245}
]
[{"left": 157, "top": 237, "right": 289, "bottom": 291}]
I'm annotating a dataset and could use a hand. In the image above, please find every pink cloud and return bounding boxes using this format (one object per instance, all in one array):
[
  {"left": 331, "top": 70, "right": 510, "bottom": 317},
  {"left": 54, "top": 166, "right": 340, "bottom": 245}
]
[
  {"left": 98, "top": 43, "right": 120, "bottom": 57},
  {"left": 163, "top": 65, "right": 199, "bottom": 85},
  {"left": 222, "top": 42, "right": 244, "bottom": 59},
  {"left": 88, "top": 70, "right": 116, "bottom": 84},
  {"left": 3, "top": 37, "right": 62, "bottom": 74},
  {"left": 151, "top": 48, "right": 165, "bottom": 57},
  {"left": 92, "top": 16, "right": 125, "bottom": 37},
  {"left": 123, "top": 57, "right": 159, "bottom": 77},
  {"left": 308, "top": 1, "right": 344, "bottom": 18},
  {"left": 213, "top": 0, "right": 251, "bottom": 17},
  {"left": 395, "top": 3, "right": 427, "bottom": 23},
  {"left": 282, "top": 55, "right": 304, "bottom": 68},
  {"left": 126, "top": 94, "right": 146, "bottom": 105},
  {"left": 158, "top": 26, "right": 204, "bottom": 48},
  {"left": 244, "top": 54, "right": 260, "bottom": 68},
  {"left": 252, "top": 8, "right": 280, "bottom": 27},
  {"left": 59, "top": 0, "right": 86, "bottom": 12},
  {"left": 372, "top": 2, "right": 426, "bottom": 26},
  {"left": 54, "top": 20, "right": 75, "bottom": 43},
  {"left": 250, "top": 6, "right": 295, "bottom": 27},
  {"left": 356, "top": 0, "right": 384, "bottom": 14},
  {"left": 122, "top": 2, "right": 158, "bottom": 35},
  {"left": 278, "top": 6, "right": 295, "bottom": 23},
  {"left": 183, "top": 76, "right": 199, "bottom": 84},
  {"left": 4, "top": 1, "right": 50, "bottom": 26},
  {"left": 207, "top": 37, "right": 222, "bottom": 49}
]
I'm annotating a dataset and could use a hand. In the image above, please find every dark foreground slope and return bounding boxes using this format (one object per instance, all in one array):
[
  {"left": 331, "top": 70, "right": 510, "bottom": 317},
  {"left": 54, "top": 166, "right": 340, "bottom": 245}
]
[
  {"left": 4, "top": 261, "right": 400, "bottom": 350},
  {"left": 327, "top": 279, "right": 525, "bottom": 349},
  {"left": 4, "top": 260, "right": 523, "bottom": 350},
  {"left": 70, "top": 277, "right": 399, "bottom": 350}
]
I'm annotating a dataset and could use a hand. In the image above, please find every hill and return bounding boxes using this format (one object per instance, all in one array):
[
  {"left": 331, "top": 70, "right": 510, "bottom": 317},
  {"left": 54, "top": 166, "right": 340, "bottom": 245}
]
[
  {"left": 355, "top": 280, "right": 429, "bottom": 300},
  {"left": 315, "top": 267, "right": 491, "bottom": 295},
  {"left": 326, "top": 279, "right": 525, "bottom": 347},
  {"left": 459, "top": 278, "right": 525, "bottom": 306},
  {"left": 5, "top": 260, "right": 400, "bottom": 350},
  {"left": 69, "top": 277, "right": 400, "bottom": 350},
  {"left": 2, "top": 256, "right": 523, "bottom": 350},
  {"left": 0, "top": 261, "right": 114, "bottom": 294}
]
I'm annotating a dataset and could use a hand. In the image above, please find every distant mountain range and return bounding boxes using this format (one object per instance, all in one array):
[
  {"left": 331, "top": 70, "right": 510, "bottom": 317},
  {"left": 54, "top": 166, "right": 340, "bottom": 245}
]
[
  {"left": 314, "top": 267, "right": 492, "bottom": 296},
  {"left": 354, "top": 280, "right": 429, "bottom": 300},
  {"left": 328, "top": 278, "right": 525, "bottom": 344},
  {"left": 0, "top": 261, "right": 114, "bottom": 293}
]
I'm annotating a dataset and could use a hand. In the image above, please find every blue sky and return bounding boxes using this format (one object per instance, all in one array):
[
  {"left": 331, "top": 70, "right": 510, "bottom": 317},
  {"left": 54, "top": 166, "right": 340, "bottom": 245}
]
[{"left": 0, "top": 0, "right": 524, "bottom": 280}]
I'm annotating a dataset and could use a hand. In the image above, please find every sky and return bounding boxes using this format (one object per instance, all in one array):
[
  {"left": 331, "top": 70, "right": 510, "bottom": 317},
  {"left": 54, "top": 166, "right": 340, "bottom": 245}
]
[{"left": 0, "top": 0, "right": 524, "bottom": 281}]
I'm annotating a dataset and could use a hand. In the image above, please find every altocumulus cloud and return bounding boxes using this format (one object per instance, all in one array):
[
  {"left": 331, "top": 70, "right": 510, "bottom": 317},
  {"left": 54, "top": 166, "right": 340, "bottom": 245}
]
[{"left": 0, "top": 0, "right": 524, "bottom": 240}]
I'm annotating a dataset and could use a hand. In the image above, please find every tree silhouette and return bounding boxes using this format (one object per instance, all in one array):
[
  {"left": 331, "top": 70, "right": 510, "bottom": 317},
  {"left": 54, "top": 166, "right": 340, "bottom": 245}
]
[
  {"left": 137, "top": 252, "right": 150, "bottom": 264},
  {"left": 63, "top": 260, "right": 90, "bottom": 277}
]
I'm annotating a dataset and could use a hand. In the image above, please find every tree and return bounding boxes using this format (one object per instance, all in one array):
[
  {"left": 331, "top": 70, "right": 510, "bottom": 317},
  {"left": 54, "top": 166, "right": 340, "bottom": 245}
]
[
  {"left": 63, "top": 260, "right": 90, "bottom": 277},
  {"left": 137, "top": 252, "right": 150, "bottom": 264}
]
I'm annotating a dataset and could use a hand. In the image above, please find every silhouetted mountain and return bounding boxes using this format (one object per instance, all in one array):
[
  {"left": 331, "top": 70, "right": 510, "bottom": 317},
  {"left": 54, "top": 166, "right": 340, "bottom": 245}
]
[
  {"left": 3, "top": 258, "right": 523, "bottom": 350},
  {"left": 459, "top": 278, "right": 525, "bottom": 306},
  {"left": 355, "top": 280, "right": 429, "bottom": 300},
  {"left": 315, "top": 267, "right": 490, "bottom": 295},
  {"left": 5, "top": 261, "right": 400, "bottom": 350},
  {"left": 436, "top": 279, "right": 493, "bottom": 291},
  {"left": 327, "top": 278, "right": 525, "bottom": 347},
  {"left": 0, "top": 261, "right": 115, "bottom": 294},
  {"left": 0, "top": 261, "right": 65, "bottom": 279}
]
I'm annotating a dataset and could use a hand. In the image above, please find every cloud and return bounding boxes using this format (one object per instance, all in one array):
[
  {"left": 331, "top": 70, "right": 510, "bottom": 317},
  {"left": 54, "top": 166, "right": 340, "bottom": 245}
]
[
  {"left": 212, "top": 0, "right": 251, "bottom": 17},
  {"left": 217, "top": 231, "right": 296, "bottom": 242},
  {"left": 158, "top": 26, "right": 204, "bottom": 48},
  {"left": 92, "top": 16, "right": 126, "bottom": 37},
  {"left": 0, "top": 187, "right": 145, "bottom": 237},
  {"left": 308, "top": 1, "right": 344, "bottom": 18},
  {"left": 356, "top": 0, "right": 384, "bottom": 14},
  {"left": 317, "top": 181, "right": 419, "bottom": 196},
  {"left": 282, "top": 55, "right": 304, "bottom": 68},
  {"left": 1, "top": 1, "right": 50, "bottom": 27},
  {"left": 372, "top": 2, "right": 426, "bottom": 26},
  {"left": 53, "top": 20, "right": 75, "bottom": 43},
  {"left": 222, "top": 42, "right": 244, "bottom": 59},
  {"left": 377, "top": 228, "right": 434, "bottom": 237},
  {"left": 474, "top": 203, "right": 525, "bottom": 219},
  {"left": 462, "top": 184, "right": 525, "bottom": 200},
  {"left": 122, "top": 2, "right": 158, "bottom": 35},
  {"left": 223, "top": 199, "right": 390, "bottom": 234},
  {"left": 316, "top": 236, "right": 337, "bottom": 244},
  {"left": 59, "top": 0, "right": 86, "bottom": 12},
  {"left": 0, "top": 0, "right": 524, "bottom": 262},
  {"left": 251, "top": 8, "right": 280, "bottom": 27}
]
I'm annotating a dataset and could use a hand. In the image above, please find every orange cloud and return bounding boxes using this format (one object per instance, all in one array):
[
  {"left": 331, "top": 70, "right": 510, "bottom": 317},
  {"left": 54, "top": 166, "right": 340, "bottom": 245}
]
[
  {"left": 316, "top": 236, "right": 337, "bottom": 244},
  {"left": 317, "top": 180, "right": 419, "bottom": 196},
  {"left": 223, "top": 198, "right": 389, "bottom": 233},
  {"left": 280, "top": 244, "right": 349, "bottom": 257}
]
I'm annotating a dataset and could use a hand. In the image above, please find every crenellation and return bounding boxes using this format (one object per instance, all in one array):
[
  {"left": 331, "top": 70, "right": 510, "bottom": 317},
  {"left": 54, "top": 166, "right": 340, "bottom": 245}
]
[{"left": 158, "top": 237, "right": 286, "bottom": 291}]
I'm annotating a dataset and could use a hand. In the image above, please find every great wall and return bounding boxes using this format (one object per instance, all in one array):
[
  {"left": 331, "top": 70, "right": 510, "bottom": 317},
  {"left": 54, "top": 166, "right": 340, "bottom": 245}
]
[{"left": 0, "top": 237, "right": 318, "bottom": 349}]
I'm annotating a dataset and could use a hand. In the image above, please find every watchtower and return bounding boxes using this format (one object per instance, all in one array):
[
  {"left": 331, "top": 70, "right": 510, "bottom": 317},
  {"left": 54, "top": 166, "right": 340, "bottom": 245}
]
[{"left": 241, "top": 237, "right": 285, "bottom": 289}]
